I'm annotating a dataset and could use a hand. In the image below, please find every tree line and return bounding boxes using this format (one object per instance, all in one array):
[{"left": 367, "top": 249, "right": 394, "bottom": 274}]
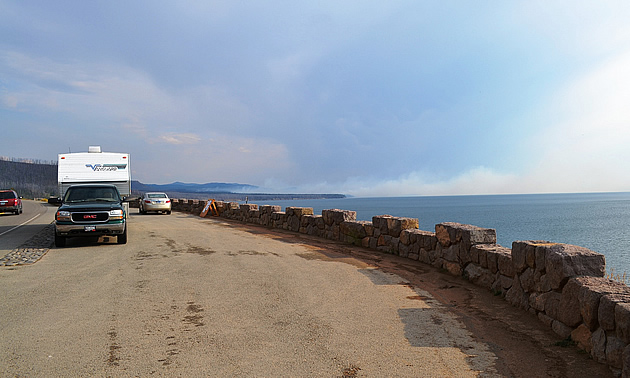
[{"left": 0, "top": 159, "right": 57, "bottom": 198}]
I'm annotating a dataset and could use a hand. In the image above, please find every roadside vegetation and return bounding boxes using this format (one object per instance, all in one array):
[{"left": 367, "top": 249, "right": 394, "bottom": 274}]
[{"left": 606, "top": 267, "right": 628, "bottom": 285}]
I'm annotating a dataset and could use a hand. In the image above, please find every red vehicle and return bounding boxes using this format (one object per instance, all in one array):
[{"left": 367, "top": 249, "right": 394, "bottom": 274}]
[{"left": 0, "top": 189, "right": 23, "bottom": 215}]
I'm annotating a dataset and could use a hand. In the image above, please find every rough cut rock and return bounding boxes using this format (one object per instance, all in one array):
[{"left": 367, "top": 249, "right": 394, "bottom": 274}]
[
  {"left": 544, "top": 243, "right": 605, "bottom": 289},
  {"left": 435, "top": 222, "right": 496, "bottom": 249}
]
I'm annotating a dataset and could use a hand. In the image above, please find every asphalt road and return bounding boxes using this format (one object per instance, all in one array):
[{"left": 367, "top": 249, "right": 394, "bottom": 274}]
[
  {"left": 0, "top": 200, "right": 56, "bottom": 253},
  {"left": 0, "top": 210, "right": 500, "bottom": 376}
]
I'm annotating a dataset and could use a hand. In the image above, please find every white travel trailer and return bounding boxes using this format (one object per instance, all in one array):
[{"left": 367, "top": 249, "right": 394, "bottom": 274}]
[{"left": 58, "top": 146, "right": 131, "bottom": 199}]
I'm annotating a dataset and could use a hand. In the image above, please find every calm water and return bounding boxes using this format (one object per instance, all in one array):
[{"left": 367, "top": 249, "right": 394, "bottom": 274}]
[{"left": 257, "top": 192, "right": 630, "bottom": 274}]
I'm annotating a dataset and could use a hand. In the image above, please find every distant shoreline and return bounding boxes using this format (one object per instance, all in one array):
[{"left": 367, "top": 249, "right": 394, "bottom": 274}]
[{"left": 136, "top": 191, "right": 346, "bottom": 202}]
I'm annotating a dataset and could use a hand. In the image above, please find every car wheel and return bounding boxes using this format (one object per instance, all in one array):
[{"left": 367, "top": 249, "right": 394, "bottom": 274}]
[
  {"left": 55, "top": 234, "right": 66, "bottom": 248},
  {"left": 117, "top": 227, "right": 128, "bottom": 244}
]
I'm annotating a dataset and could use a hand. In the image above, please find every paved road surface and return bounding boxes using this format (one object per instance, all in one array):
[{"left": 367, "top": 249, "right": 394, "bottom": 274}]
[
  {"left": 0, "top": 209, "right": 613, "bottom": 376},
  {"left": 0, "top": 210, "right": 502, "bottom": 376},
  {"left": 0, "top": 200, "right": 56, "bottom": 254}
]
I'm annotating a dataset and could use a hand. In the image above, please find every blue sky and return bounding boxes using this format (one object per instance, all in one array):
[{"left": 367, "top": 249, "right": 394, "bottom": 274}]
[{"left": 2, "top": 1, "right": 630, "bottom": 196}]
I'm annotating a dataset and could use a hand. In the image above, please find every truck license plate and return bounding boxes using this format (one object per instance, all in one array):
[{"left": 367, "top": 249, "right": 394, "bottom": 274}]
[{"left": 84, "top": 226, "right": 96, "bottom": 231}]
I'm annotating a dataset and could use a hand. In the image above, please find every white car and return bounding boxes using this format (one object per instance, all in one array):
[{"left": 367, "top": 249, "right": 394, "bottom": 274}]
[{"left": 139, "top": 192, "right": 172, "bottom": 214}]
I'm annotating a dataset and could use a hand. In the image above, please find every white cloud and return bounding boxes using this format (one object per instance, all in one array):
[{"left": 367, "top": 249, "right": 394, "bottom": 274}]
[
  {"left": 515, "top": 1, "right": 630, "bottom": 57},
  {"left": 159, "top": 133, "right": 201, "bottom": 145},
  {"left": 265, "top": 167, "right": 519, "bottom": 197},
  {"left": 522, "top": 50, "right": 630, "bottom": 193}
]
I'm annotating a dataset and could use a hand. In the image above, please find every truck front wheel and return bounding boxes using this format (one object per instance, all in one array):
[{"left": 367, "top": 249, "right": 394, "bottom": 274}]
[
  {"left": 117, "top": 228, "right": 128, "bottom": 244},
  {"left": 55, "top": 234, "right": 66, "bottom": 248}
]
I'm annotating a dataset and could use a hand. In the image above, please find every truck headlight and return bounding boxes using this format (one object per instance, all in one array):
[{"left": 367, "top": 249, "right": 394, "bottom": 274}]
[
  {"left": 109, "top": 209, "right": 124, "bottom": 220},
  {"left": 56, "top": 211, "right": 71, "bottom": 221}
]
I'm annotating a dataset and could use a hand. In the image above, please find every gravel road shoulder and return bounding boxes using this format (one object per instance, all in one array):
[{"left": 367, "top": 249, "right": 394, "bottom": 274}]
[{"left": 0, "top": 223, "right": 54, "bottom": 266}]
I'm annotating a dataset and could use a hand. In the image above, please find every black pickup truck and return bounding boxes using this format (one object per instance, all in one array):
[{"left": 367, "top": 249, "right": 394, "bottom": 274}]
[{"left": 54, "top": 184, "right": 128, "bottom": 247}]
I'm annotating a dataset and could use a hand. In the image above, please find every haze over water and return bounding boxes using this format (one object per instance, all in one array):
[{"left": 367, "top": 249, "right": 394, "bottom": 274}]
[{"left": 260, "top": 192, "right": 630, "bottom": 275}]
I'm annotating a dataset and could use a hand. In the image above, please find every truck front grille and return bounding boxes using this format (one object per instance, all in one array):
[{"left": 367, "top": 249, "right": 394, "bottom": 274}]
[{"left": 71, "top": 211, "right": 109, "bottom": 223}]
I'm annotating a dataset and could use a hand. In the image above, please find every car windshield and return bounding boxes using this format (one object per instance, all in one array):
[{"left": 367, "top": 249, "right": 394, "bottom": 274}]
[
  {"left": 0, "top": 191, "right": 16, "bottom": 200},
  {"left": 148, "top": 193, "right": 167, "bottom": 199},
  {"left": 64, "top": 187, "right": 120, "bottom": 203}
]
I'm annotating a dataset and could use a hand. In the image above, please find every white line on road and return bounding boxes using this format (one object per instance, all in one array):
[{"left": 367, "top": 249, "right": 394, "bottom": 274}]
[{"left": 0, "top": 214, "right": 42, "bottom": 237}]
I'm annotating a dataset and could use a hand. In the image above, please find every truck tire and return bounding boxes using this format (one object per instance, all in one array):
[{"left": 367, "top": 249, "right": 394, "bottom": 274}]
[
  {"left": 55, "top": 234, "right": 66, "bottom": 248},
  {"left": 117, "top": 228, "right": 128, "bottom": 244}
]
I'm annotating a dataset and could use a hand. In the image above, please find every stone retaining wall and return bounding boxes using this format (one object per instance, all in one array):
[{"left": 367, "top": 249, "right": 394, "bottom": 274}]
[{"left": 171, "top": 198, "right": 630, "bottom": 376}]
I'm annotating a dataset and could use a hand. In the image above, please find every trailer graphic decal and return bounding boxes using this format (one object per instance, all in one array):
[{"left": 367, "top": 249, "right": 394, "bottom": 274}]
[{"left": 85, "top": 164, "right": 127, "bottom": 172}]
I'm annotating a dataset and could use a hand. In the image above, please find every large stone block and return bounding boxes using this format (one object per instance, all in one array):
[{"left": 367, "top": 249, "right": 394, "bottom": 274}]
[
  {"left": 372, "top": 215, "right": 390, "bottom": 234},
  {"left": 340, "top": 221, "right": 368, "bottom": 240},
  {"left": 617, "top": 302, "right": 630, "bottom": 344},
  {"left": 540, "top": 243, "right": 606, "bottom": 290},
  {"left": 519, "top": 268, "right": 536, "bottom": 293},
  {"left": 506, "top": 273, "right": 529, "bottom": 310},
  {"left": 464, "top": 264, "right": 495, "bottom": 289},
  {"left": 552, "top": 320, "right": 573, "bottom": 339},
  {"left": 443, "top": 244, "right": 459, "bottom": 263},
  {"left": 537, "top": 313, "right": 554, "bottom": 329},
  {"left": 444, "top": 261, "right": 462, "bottom": 276},
  {"left": 574, "top": 276, "right": 630, "bottom": 331},
  {"left": 371, "top": 215, "right": 418, "bottom": 237},
  {"left": 558, "top": 278, "right": 583, "bottom": 327},
  {"left": 398, "top": 243, "right": 410, "bottom": 258},
  {"left": 599, "top": 292, "right": 630, "bottom": 332},
  {"left": 473, "top": 245, "right": 488, "bottom": 268},
  {"left": 285, "top": 207, "right": 314, "bottom": 217},
  {"left": 287, "top": 215, "right": 300, "bottom": 232},
  {"left": 623, "top": 344, "right": 630, "bottom": 378},
  {"left": 417, "top": 231, "right": 437, "bottom": 251},
  {"left": 474, "top": 245, "right": 510, "bottom": 274},
  {"left": 497, "top": 249, "right": 515, "bottom": 277},
  {"left": 260, "top": 205, "right": 281, "bottom": 214},
  {"left": 435, "top": 222, "right": 496, "bottom": 249},
  {"left": 385, "top": 217, "right": 403, "bottom": 237},
  {"left": 400, "top": 229, "right": 412, "bottom": 245},
  {"left": 323, "top": 209, "right": 356, "bottom": 226},
  {"left": 529, "top": 292, "right": 544, "bottom": 312},
  {"left": 540, "top": 291, "right": 562, "bottom": 319},
  {"left": 571, "top": 324, "right": 593, "bottom": 353},
  {"left": 512, "top": 241, "right": 544, "bottom": 273},
  {"left": 606, "top": 335, "right": 626, "bottom": 369},
  {"left": 495, "top": 274, "right": 513, "bottom": 292},
  {"left": 240, "top": 203, "right": 258, "bottom": 212},
  {"left": 592, "top": 328, "right": 607, "bottom": 363}
]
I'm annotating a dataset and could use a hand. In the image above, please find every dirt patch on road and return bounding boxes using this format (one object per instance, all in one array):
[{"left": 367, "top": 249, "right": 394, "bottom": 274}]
[{"left": 220, "top": 220, "right": 613, "bottom": 377}]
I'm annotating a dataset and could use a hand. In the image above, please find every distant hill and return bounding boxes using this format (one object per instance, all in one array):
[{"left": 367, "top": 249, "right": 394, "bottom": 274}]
[
  {"left": 0, "top": 158, "right": 57, "bottom": 198},
  {"left": 131, "top": 181, "right": 258, "bottom": 194}
]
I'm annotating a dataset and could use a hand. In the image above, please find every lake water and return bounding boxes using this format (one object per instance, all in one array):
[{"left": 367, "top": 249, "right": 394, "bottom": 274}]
[{"left": 257, "top": 192, "right": 630, "bottom": 275}]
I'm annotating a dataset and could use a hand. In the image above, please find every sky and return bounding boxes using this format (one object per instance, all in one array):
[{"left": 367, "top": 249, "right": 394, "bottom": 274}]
[{"left": 2, "top": 1, "right": 630, "bottom": 197}]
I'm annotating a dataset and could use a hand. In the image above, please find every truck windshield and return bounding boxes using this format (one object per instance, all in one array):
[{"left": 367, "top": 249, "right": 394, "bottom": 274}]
[{"left": 64, "top": 187, "right": 120, "bottom": 203}]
